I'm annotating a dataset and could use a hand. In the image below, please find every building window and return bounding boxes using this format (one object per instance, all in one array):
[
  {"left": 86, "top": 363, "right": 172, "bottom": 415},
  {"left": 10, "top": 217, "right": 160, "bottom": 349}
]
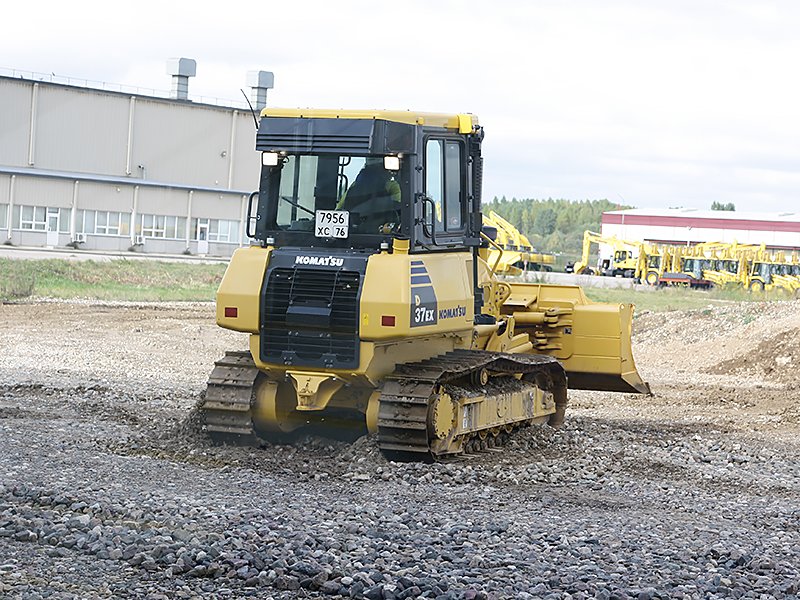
[
  {"left": 19, "top": 205, "right": 47, "bottom": 230},
  {"left": 190, "top": 218, "right": 240, "bottom": 243},
  {"left": 47, "top": 207, "right": 70, "bottom": 234},
  {"left": 136, "top": 214, "right": 186, "bottom": 239},
  {"left": 12, "top": 204, "right": 68, "bottom": 232},
  {"left": 76, "top": 210, "right": 130, "bottom": 236},
  {"left": 0, "top": 204, "right": 7, "bottom": 229},
  {"left": 58, "top": 208, "right": 70, "bottom": 233},
  {"left": 165, "top": 215, "right": 186, "bottom": 239}
]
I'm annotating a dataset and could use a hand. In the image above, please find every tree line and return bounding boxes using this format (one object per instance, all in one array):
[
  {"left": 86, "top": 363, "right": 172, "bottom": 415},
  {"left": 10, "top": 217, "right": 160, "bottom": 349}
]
[
  {"left": 483, "top": 197, "right": 630, "bottom": 255},
  {"left": 484, "top": 198, "right": 737, "bottom": 258}
]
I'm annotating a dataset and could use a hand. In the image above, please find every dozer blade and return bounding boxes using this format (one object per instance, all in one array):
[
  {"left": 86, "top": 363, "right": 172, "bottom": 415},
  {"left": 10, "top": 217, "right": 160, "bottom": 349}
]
[{"left": 503, "top": 283, "right": 651, "bottom": 395}]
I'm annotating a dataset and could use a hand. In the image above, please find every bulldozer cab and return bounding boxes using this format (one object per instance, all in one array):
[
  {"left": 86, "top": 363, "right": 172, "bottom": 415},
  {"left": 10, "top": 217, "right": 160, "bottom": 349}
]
[{"left": 251, "top": 109, "right": 482, "bottom": 255}]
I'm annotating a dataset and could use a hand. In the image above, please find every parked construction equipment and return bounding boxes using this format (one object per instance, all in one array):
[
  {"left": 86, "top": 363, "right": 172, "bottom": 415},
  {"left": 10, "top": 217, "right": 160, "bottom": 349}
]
[
  {"left": 567, "top": 230, "right": 645, "bottom": 278},
  {"left": 483, "top": 211, "right": 555, "bottom": 275}
]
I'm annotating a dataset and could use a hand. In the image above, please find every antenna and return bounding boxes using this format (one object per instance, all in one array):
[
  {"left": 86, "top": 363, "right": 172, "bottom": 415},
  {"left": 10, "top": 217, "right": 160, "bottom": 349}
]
[{"left": 241, "top": 89, "right": 259, "bottom": 130}]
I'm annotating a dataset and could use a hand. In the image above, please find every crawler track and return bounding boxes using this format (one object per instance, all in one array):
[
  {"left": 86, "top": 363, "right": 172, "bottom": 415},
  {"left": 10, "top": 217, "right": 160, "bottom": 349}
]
[
  {"left": 377, "top": 349, "right": 566, "bottom": 461},
  {"left": 201, "top": 351, "right": 261, "bottom": 446},
  {"left": 201, "top": 349, "right": 567, "bottom": 461}
]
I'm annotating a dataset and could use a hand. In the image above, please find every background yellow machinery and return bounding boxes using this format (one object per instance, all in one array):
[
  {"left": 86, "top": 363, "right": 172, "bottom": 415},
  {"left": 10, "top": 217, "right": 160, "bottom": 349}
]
[
  {"left": 566, "top": 231, "right": 800, "bottom": 295},
  {"left": 483, "top": 211, "right": 555, "bottom": 276},
  {"left": 568, "top": 230, "right": 645, "bottom": 279}
]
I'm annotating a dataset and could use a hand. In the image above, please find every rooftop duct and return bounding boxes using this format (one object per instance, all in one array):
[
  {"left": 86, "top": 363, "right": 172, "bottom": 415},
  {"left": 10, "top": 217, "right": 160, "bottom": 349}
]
[
  {"left": 247, "top": 70, "right": 274, "bottom": 111},
  {"left": 166, "top": 57, "right": 197, "bottom": 101}
]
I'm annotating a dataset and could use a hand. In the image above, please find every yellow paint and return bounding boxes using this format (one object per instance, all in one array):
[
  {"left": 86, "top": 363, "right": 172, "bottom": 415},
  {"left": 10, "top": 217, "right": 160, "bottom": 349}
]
[
  {"left": 360, "top": 251, "right": 474, "bottom": 340},
  {"left": 365, "top": 390, "right": 381, "bottom": 434},
  {"left": 215, "top": 246, "right": 270, "bottom": 333},
  {"left": 260, "top": 107, "right": 479, "bottom": 132},
  {"left": 457, "top": 113, "right": 477, "bottom": 134},
  {"left": 288, "top": 371, "right": 344, "bottom": 411}
]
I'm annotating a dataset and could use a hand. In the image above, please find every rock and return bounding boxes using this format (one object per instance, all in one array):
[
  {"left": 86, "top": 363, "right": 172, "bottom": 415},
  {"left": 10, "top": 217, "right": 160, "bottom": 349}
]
[
  {"left": 275, "top": 575, "right": 301, "bottom": 590},
  {"left": 321, "top": 581, "right": 341, "bottom": 595}
]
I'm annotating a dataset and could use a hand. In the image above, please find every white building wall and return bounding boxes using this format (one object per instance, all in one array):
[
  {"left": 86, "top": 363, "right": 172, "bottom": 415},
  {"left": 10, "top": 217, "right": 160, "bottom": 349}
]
[
  {"left": 0, "top": 80, "right": 32, "bottom": 166},
  {"left": 0, "top": 75, "right": 261, "bottom": 257},
  {"left": 0, "top": 173, "right": 11, "bottom": 203},
  {"left": 136, "top": 186, "right": 189, "bottom": 216},
  {"left": 131, "top": 98, "right": 233, "bottom": 187},
  {"left": 230, "top": 113, "right": 259, "bottom": 190},
  {"left": 191, "top": 191, "right": 242, "bottom": 220},
  {"left": 602, "top": 222, "right": 800, "bottom": 249},
  {"left": 14, "top": 176, "right": 72, "bottom": 208},
  {"left": 76, "top": 180, "right": 134, "bottom": 212},
  {"left": 34, "top": 86, "right": 130, "bottom": 174}
]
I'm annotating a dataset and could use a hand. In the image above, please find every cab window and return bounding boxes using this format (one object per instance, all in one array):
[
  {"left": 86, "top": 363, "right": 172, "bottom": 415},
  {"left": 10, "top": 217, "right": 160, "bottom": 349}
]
[{"left": 425, "top": 139, "right": 463, "bottom": 233}]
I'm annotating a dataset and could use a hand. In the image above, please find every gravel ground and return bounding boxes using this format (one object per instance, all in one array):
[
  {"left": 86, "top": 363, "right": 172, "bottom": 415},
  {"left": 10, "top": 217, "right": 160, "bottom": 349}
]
[{"left": 1, "top": 298, "right": 799, "bottom": 599}]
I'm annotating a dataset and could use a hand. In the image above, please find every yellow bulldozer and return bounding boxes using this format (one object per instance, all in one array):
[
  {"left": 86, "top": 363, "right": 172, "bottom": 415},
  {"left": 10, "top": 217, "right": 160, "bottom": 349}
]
[
  {"left": 200, "top": 108, "right": 650, "bottom": 461},
  {"left": 482, "top": 211, "right": 556, "bottom": 276}
]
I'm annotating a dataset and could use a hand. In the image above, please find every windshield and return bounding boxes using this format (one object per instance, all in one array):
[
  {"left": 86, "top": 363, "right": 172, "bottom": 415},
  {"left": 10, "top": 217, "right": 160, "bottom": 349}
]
[
  {"left": 261, "top": 154, "right": 409, "bottom": 239},
  {"left": 770, "top": 263, "right": 792, "bottom": 276}
]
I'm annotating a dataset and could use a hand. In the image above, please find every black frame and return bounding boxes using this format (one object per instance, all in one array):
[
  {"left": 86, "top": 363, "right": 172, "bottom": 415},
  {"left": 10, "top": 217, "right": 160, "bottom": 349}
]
[
  {"left": 251, "top": 115, "right": 484, "bottom": 259},
  {"left": 416, "top": 135, "right": 468, "bottom": 249}
]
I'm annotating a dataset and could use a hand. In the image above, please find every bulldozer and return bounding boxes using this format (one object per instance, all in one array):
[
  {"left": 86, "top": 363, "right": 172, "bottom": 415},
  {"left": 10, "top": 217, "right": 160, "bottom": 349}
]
[
  {"left": 483, "top": 211, "right": 555, "bottom": 276},
  {"left": 200, "top": 108, "right": 650, "bottom": 461}
]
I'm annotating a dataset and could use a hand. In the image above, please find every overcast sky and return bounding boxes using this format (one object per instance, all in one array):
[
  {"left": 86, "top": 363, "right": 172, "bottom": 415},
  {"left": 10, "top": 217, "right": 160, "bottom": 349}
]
[{"left": 4, "top": 0, "right": 800, "bottom": 212}]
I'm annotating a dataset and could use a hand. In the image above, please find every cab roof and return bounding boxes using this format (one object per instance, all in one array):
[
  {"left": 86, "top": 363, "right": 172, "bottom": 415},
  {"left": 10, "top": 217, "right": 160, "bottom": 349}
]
[{"left": 260, "top": 108, "right": 479, "bottom": 133}]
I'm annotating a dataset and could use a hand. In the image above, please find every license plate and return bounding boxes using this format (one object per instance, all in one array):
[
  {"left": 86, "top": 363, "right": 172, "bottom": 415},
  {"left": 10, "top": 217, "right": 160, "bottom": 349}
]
[{"left": 315, "top": 210, "right": 349, "bottom": 238}]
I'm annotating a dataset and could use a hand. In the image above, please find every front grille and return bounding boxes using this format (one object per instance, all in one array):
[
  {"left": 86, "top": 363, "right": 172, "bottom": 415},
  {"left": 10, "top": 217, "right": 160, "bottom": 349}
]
[{"left": 261, "top": 267, "right": 360, "bottom": 369}]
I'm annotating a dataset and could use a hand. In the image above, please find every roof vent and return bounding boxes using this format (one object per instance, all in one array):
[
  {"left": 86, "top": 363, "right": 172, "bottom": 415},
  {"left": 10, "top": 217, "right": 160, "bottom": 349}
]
[
  {"left": 247, "top": 70, "right": 274, "bottom": 111},
  {"left": 166, "top": 57, "right": 197, "bottom": 101}
]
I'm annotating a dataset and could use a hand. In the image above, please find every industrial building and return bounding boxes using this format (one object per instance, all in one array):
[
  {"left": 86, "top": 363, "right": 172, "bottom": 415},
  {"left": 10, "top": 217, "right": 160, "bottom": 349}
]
[
  {"left": 601, "top": 208, "right": 800, "bottom": 251},
  {"left": 0, "top": 59, "right": 273, "bottom": 257}
]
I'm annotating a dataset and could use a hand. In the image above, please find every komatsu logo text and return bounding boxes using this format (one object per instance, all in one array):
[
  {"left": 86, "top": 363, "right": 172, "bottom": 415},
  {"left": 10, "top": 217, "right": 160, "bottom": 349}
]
[
  {"left": 439, "top": 305, "right": 467, "bottom": 320},
  {"left": 294, "top": 255, "right": 344, "bottom": 267}
]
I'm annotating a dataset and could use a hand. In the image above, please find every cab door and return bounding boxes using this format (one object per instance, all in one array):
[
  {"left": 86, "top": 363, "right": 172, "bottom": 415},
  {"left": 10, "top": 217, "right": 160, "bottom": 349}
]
[{"left": 415, "top": 137, "right": 468, "bottom": 249}]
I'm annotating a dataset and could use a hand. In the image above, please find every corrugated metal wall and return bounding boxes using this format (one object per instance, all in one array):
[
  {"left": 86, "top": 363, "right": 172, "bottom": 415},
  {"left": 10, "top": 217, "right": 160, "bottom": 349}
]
[
  {"left": 602, "top": 222, "right": 800, "bottom": 251},
  {"left": 133, "top": 99, "right": 233, "bottom": 186},
  {"left": 0, "top": 80, "right": 32, "bottom": 166},
  {"left": 0, "top": 75, "right": 260, "bottom": 256},
  {"left": 0, "top": 174, "right": 11, "bottom": 203},
  {"left": 77, "top": 180, "right": 134, "bottom": 211},
  {"left": 192, "top": 191, "right": 242, "bottom": 220},
  {"left": 15, "top": 175, "right": 72, "bottom": 208},
  {"left": 137, "top": 186, "right": 190, "bottom": 216},
  {"left": 35, "top": 86, "right": 130, "bottom": 174}
]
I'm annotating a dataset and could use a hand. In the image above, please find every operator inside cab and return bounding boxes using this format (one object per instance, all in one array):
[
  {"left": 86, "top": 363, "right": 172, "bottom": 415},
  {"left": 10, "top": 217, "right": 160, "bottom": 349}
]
[
  {"left": 259, "top": 151, "right": 407, "bottom": 241},
  {"left": 337, "top": 157, "right": 402, "bottom": 233}
]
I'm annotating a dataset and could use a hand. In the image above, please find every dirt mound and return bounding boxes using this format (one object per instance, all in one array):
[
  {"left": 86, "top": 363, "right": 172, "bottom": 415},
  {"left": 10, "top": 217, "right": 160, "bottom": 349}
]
[
  {"left": 632, "top": 301, "right": 800, "bottom": 378},
  {"left": 707, "top": 329, "right": 800, "bottom": 385}
]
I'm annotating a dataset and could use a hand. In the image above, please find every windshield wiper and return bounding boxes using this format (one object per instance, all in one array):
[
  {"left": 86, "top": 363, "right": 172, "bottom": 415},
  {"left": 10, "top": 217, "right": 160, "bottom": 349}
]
[{"left": 281, "top": 195, "right": 315, "bottom": 217}]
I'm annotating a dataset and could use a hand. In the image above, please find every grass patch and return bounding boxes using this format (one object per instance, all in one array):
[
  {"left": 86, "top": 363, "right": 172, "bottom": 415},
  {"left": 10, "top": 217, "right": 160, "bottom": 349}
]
[
  {"left": 2, "top": 256, "right": 793, "bottom": 310},
  {"left": 583, "top": 285, "right": 791, "bottom": 313},
  {"left": 0, "top": 258, "right": 226, "bottom": 302}
]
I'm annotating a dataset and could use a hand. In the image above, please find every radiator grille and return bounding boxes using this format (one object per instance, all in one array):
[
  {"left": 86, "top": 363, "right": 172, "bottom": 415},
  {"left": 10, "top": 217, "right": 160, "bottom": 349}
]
[{"left": 261, "top": 267, "right": 360, "bottom": 368}]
